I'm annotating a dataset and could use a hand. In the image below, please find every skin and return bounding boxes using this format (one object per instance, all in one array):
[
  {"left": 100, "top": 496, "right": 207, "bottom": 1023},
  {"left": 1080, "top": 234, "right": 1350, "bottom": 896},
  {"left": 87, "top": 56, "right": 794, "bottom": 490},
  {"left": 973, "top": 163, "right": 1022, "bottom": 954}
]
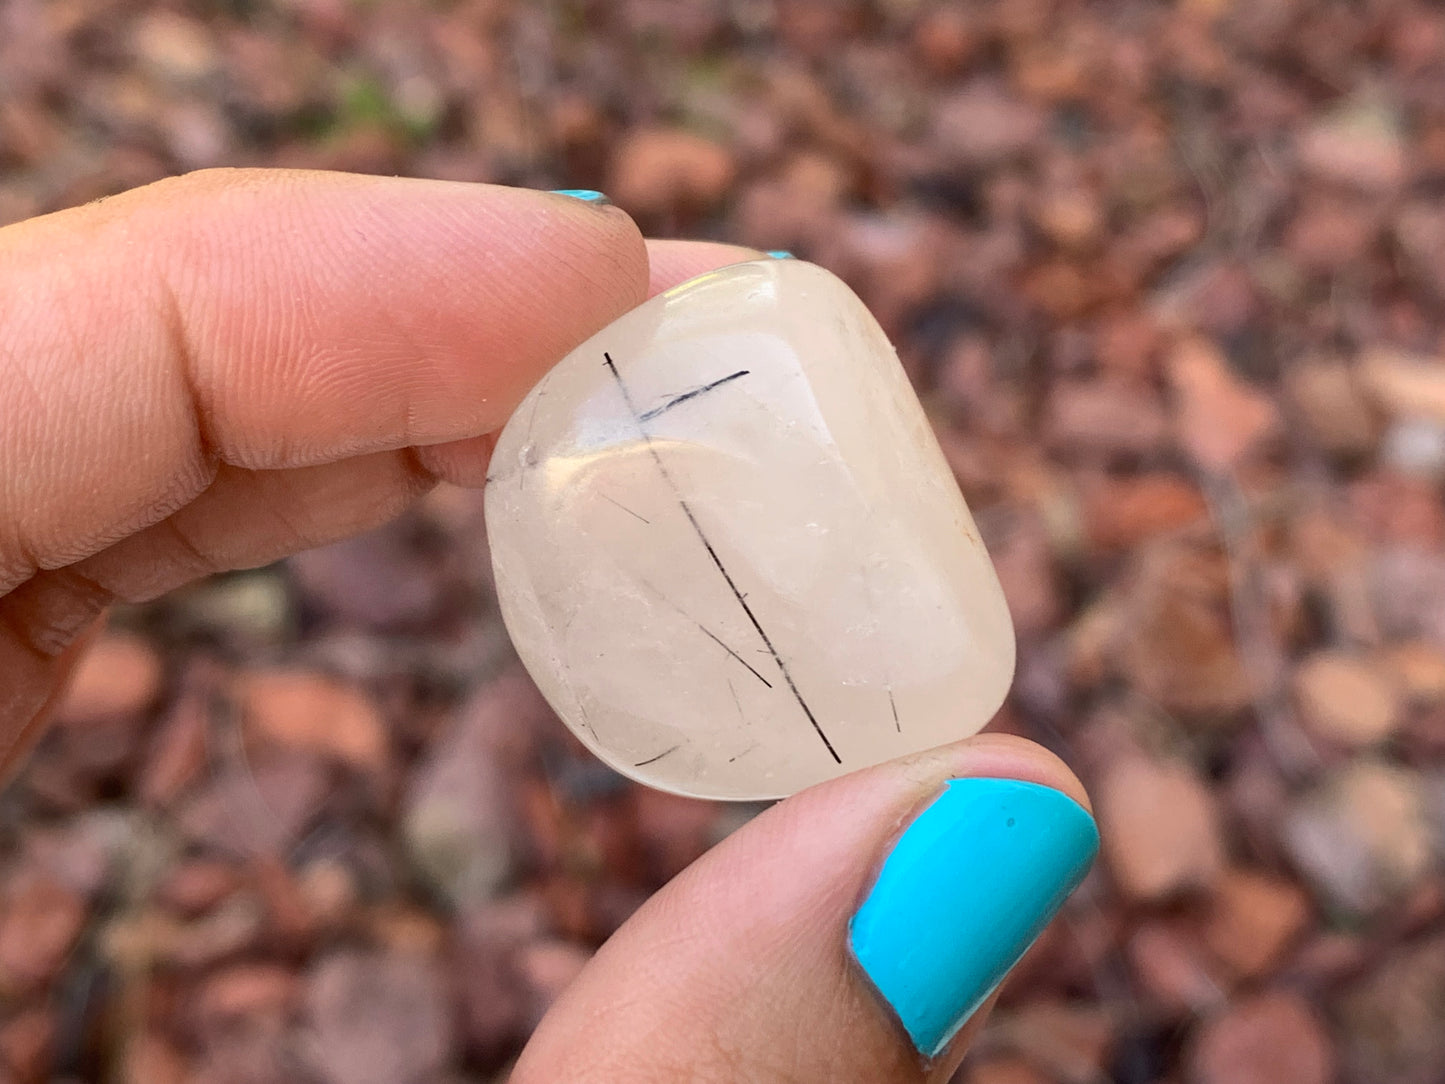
[{"left": 0, "top": 170, "right": 1091, "bottom": 1083}]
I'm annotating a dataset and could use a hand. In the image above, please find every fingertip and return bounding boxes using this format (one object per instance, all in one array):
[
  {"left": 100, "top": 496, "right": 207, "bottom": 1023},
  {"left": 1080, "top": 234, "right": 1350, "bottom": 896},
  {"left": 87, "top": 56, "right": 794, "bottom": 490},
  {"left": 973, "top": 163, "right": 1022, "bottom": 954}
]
[
  {"left": 902, "top": 732, "right": 1094, "bottom": 815},
  {"left": 0, "top": 169, "right": 656, "bottom": 585},
  {"left": 412, "top": 431, "right": 498, "bottom": 488},
  {"left": 158, "top": 173, "right": 652, "bottom": 466},
  {"left": 645, "top": 239, "right": 766, "bottom": 297},
  {"left": 517, "top": 725, "right": 1096, "bottom": 1082},
  {"left": 839, "top": 736, "right": 1096, "bottom": 1063}
]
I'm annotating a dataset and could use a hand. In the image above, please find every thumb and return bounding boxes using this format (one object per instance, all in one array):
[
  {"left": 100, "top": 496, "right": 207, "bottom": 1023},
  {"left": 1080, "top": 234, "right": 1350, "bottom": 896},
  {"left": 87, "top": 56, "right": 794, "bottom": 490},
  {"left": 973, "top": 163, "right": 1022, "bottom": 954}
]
[{"left": 512, "top": 734, "right": 1098, "bottom": 1083}]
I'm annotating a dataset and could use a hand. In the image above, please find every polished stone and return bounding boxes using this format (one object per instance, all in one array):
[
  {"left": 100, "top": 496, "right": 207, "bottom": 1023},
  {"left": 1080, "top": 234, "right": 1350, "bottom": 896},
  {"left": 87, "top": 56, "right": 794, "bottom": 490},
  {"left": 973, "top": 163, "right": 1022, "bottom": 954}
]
[{"left": 485, "top": 259, "right": 1015, "bottom": 800}]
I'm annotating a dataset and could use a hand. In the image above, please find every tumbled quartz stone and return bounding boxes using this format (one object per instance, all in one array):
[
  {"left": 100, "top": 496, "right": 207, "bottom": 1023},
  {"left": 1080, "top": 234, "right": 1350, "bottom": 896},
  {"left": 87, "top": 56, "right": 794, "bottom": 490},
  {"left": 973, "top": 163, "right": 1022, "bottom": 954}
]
[{"left": 485, "top": 259, "right": 1015, "bottom": 800}]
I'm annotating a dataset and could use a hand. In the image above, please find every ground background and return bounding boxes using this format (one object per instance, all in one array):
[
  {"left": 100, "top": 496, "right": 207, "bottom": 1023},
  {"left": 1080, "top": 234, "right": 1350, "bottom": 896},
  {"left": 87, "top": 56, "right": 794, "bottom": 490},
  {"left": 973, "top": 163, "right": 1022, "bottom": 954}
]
[{"left": 3, "top": 1, "right": 1445, "bottom": 1081}]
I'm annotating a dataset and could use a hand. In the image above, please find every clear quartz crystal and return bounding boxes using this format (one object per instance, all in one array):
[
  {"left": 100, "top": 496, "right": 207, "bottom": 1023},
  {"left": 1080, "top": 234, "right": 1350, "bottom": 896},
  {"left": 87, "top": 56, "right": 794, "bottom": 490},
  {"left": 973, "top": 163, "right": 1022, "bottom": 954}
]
[{"left": 485, "top": 259, "right": 1015, "bottom": 800}]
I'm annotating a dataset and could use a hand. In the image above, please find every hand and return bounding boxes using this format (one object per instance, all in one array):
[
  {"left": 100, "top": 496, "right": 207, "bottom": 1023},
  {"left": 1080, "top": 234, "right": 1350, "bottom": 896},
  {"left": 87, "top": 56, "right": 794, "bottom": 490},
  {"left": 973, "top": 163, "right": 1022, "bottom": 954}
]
[{"left": 0, "top": 170, "right": 1096, "bottom": 1082}]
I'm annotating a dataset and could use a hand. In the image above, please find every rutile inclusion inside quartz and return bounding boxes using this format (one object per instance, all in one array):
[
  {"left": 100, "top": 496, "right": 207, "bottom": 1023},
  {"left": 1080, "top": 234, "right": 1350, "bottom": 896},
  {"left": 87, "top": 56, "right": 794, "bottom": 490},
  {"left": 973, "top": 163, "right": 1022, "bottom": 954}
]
[{"left": 484, "top": 258, "right": 1015, "bottom": 800}]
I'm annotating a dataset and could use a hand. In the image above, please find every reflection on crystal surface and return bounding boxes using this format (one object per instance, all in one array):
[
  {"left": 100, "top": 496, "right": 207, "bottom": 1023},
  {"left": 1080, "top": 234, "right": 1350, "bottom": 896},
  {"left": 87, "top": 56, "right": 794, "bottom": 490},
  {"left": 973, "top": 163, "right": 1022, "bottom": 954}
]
[{"left": 485, "top": 259, "right": 1015, "bottom": 800}]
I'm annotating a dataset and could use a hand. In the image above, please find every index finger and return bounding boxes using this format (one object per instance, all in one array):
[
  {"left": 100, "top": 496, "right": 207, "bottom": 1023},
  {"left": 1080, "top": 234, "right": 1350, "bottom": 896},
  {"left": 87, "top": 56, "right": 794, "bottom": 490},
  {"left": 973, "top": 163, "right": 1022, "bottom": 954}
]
[{"left": 0, "top": 170, "right": 648, "bottom": 591}]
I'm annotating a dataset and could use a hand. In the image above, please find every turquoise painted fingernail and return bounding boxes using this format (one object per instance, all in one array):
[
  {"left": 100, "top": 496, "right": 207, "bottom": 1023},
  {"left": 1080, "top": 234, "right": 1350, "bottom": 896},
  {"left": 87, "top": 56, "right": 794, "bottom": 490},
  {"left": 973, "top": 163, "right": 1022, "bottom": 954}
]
[
  {"left": 550, "top": 189, "right": 612, "bottom": 205},
  {"left": 766, "top": 250, "right": 795, "bottom": 259},
  {"left": 849, "top": 778, "right": 1098, "bottom": 1058}
]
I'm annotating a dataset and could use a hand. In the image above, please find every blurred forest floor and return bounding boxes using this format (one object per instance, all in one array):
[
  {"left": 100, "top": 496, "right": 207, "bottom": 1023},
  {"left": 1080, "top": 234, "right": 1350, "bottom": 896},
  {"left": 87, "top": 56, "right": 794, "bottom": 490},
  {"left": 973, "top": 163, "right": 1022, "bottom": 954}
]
[{"left": 3, "top": 1, "right": 1445, "bottom": 1082}]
